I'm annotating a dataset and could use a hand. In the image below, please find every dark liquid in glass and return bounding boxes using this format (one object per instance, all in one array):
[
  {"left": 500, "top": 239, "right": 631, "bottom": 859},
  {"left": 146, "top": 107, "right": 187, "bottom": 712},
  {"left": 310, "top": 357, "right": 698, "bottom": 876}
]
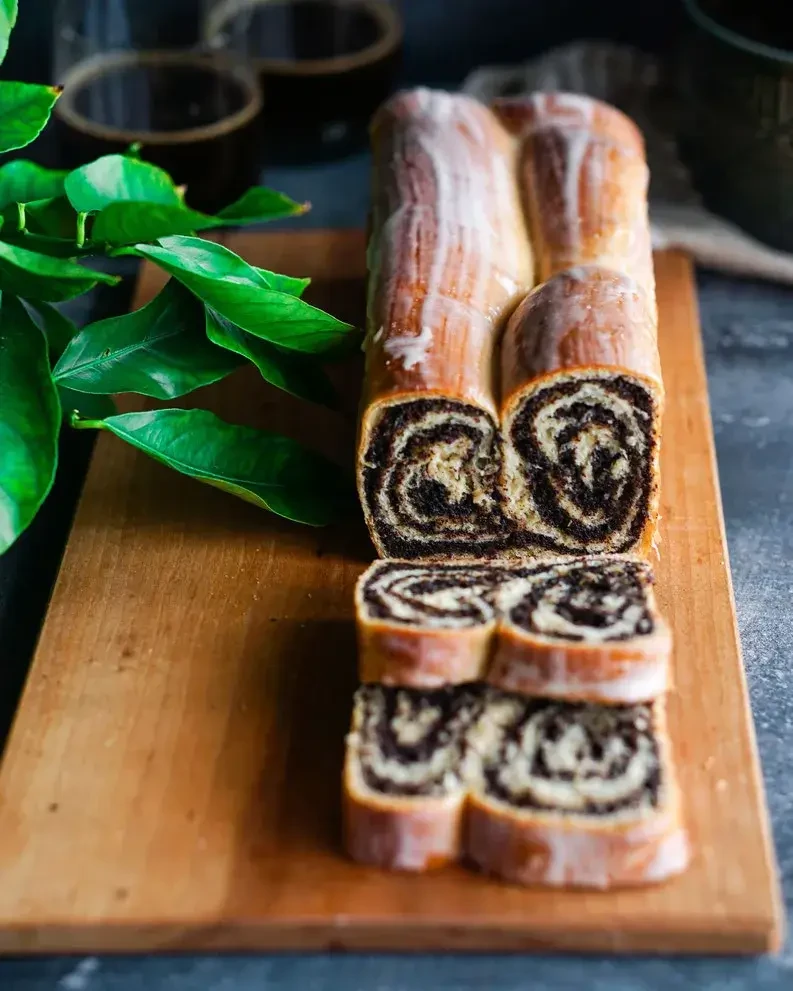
[
  {"left": 55, "top": 53, "right": 262, "bottom": 212},
  {"left": 208, "top": 0, "right": 402, "bottom": 162},
  {"left": 698, "top": 0, "right": 793, "bottom": 48}
]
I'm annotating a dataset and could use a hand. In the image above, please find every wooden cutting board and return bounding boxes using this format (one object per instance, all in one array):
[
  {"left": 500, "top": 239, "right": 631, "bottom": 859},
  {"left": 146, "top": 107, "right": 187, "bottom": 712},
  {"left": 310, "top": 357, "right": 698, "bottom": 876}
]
[{"left": 0, "top": 231, "right": 782, "bottom": 954}]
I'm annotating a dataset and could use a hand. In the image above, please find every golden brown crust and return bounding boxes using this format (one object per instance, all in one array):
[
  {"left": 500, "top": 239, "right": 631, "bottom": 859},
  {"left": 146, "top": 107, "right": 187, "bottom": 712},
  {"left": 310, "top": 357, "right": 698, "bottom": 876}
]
[
  {"left": 488, "top": 620, "right": 672, "bottom": 704},
  {"left": 465, "top": 790, "right": 689, "bottom": 888},
  {"left": 343, "top": 713, "right": 466, "bottom": 871},
  {"left": 493, "top": 93, "right": 654, "bottom": 294},
  {"left": 361, "top": 89, "right": 533, "bottom": 421},
  {"left": 358, "top": 620, "right": 493, "bottom": 687},
  {"left": 465, "top": 703, "right": 689, "bottom": 888},
  {"left": 500, "top": 268, "right": 662, "bottom": 407},
  {"left": 343, "top": 774, "right": 465, "bottom": 872},
  {"left": 493, "top": 92, "right": 645, "bottom": 153}
]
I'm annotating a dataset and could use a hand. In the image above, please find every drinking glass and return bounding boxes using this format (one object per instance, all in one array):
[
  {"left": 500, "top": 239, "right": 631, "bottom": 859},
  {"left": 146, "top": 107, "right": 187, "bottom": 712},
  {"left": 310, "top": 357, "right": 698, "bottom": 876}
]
[
  {"left": 677, "top": 0, "right": 793, "bottom": 250},
  {"left": 53, "top": 0, "right": 263, "bottom": 212},
  {"left": 203, "top": 0, "right": 403, "bottom": 163}
]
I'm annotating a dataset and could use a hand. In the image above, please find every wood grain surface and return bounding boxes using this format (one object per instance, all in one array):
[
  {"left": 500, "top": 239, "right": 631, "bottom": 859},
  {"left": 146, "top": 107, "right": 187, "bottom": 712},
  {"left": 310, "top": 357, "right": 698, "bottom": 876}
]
[{"left": 0, "top": 232, "right": 782, "bottom": 954}]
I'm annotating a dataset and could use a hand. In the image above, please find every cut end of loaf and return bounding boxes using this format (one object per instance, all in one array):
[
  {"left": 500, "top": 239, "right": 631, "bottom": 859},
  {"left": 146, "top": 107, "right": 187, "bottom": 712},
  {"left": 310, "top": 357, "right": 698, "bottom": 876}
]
[
  {"left": 350, "top": 683, "right": 482, "bottom": 799},
  {"left": 359, "top": 398, "right": 509, "bottom": 560},
  {"left": 498, "top": 557, "right": 658, "bottom": 643},
  {"left": 502, "top": 370, "right": 660, "bottom": 557},
  {"left": 344, "top": 686, "right": 687, "bottom": 886},
  {"left": 471, "top": 694, "right": 663, "bottom": 819},
  {"left": 357, "top": 559, "right": 505, "bottom": 630},
  {"left": 355, "top": 557, "right": 671, "bottom": 702},
  {"left": 466, "top": 695, "right": 689, "bottom": 888}
]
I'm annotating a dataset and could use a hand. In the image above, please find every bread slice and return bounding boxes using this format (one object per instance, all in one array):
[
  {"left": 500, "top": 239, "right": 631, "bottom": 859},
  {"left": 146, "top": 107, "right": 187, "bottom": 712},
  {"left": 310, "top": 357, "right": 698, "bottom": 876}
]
[
  {"left": 343, "top": 683, "right": 482, "bottom": 871},
  {"left": 355, "top": 560, "right": 505, "bottom": 686},
  {"left": 344, "top": 685, "right": 689, "bottom": 887},
  {"left": 355, "top": 557, "right": 671, "bottom": 703},
  {"left": 490, "top": 556, "right": 671, "bottom": 703},
  {"left": 466, "top": 693, "right": 689, "bottom": 888}
]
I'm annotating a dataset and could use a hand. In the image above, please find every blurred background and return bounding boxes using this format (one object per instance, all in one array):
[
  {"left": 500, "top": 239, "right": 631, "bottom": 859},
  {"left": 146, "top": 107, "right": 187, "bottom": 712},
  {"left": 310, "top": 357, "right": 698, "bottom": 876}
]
[
  {"left": 5, "top": 0, "right": 681, "bottom": 88},
  {"left": 7, "top": 0, "right": 792, "bottom": 258}
]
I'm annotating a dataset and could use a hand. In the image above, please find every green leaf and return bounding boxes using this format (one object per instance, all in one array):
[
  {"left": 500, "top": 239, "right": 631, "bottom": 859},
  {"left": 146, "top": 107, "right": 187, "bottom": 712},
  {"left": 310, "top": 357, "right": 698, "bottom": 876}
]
[
  {"left": 206, "top": 308, "right": 339, "bottom": 409},
  {"left": 24, "top": 298, "right": 77, "bottom": 360},
  {"left": 0, "top": 0, "right": 18, "bottom": 66},
  {"left": 91, "top": 193, "right": 315, "bottom": 248},
  {"left": 0, "top": 241, "right": 119, "bottom": 300},
  {"left": 65, "top": 155, "right": 181, "bottom": 213},
  {"left": 254, "top": 268, "right": 310, "bottom": 297},
  {"left": 24, "top": 196, "right": 79, "bottom": 238},
  {"left": 215, "top": 187, "right": 308, "bottom": 224},
  {"left": 54, "top": 280, "right": 239, "bottom": 399},
  {"left": 0, "top": 197, "right": 84, "bottom": 256},
  {"left": 0, "top": 161, "right": 68, "bottom": 210},
  {"left": 125, "top": 236, "right": 356, "bottom": 354},
  {"left": 23, "top": 299, "right": 116, "bottom": 421},
  {"left": 0, "top": 231, "right": 87, "bottom": 258},
  {"left": 0, "top": 292, "right": 60, "bottom": 553},
  {"left": 91, "top": 201, "right": 216, "bottom": 246},
  {"left": 0, "top": 81, "right": 61, "bottom": 154},
  {"left": 72, "top": 408, "right": 355, "bottom": 526}
]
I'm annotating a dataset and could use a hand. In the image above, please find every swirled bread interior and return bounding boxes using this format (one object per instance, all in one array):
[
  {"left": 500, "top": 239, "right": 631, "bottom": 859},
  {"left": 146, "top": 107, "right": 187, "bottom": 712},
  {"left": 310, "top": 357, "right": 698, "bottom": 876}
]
[
  {"left": 358, "top": 557, "right": 658, "bottom": 643},
  {"left": 351, "top": 684, "right": 664, "bottom": 819}
]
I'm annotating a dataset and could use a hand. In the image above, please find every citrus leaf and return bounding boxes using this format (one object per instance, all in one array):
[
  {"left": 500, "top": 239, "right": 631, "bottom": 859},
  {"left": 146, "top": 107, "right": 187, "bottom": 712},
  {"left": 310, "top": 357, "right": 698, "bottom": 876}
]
[
  {"left": 24, "top": 299, "right": 116, "bottom": 421},
  {"left": 253, "top": 268, "right": 310, "bottom": 297},
  {"left": 0, "top": 241, "right": 119, "bottom": 300},
  {"left": 24, "top": 298, "right": 77, "bottom": 360},
  {"left": 91, "top": 201, "right": 216, "bottom": 246},
  {"left": 215, "top": 187, "right": 308, "bottom": 224},
  {"left": 0, "top": 292, "right": 60, "bottom": 553},
  {"left": 124, "top": 236, "right": 356, "bottom": 354},
  {"left": 72, "top": 408, "right": 355, "bottom": 526},
  {"left": 91, "top": 193, "right": 314, "bottom": 248},
  {"left": 54, "top": 280, "right": 239, "bottom": 399},
  {"left": 0, "top": 161, "right": 68, "bottom": 209},
  {"left": 0, "top": 231, "right": 88, "bottom": 258},
  {"left": 0, "top": 81, "right": 61, "bottom": 154},
  {"left": 24, "top": 196, "right": 79, "bottom": 238},
  {"left": 206, "top": 308, "right": 339, "bottom": 409},
  {"left": 0, "top": 0, "right": 17, "bottom": 65},
  {"left": 65, "top": 154, "right": 181, "bottom": 212}
]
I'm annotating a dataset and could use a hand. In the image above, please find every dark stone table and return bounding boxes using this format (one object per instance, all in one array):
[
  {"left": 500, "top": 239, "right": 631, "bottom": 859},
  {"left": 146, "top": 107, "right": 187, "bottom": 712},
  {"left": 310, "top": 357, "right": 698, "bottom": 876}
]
[{"left": 1, "top": 148, "right": 792, "bottom": 990}]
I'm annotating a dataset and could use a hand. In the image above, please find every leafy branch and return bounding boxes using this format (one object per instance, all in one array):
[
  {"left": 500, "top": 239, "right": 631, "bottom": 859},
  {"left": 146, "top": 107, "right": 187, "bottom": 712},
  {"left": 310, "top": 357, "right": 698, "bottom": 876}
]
[{"left": 0, "top": 4, "right": 359, "bottom": 554}]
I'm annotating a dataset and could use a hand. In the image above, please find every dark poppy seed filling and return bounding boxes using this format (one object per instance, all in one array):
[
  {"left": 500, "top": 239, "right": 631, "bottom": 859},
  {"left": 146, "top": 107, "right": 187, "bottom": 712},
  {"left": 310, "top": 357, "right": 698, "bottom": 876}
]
[
  {"left": 354, "top": 685, "right": 663, "bottom": 814},
  {"left": 361, "top": 376, "right": 657, "bottom": 559},
  {"left": 504, "top": 374, "right": 657, "bottom": 555},
  {"left": 361, "top": 398, "right": 510, "bottom": 560},
  {"left": 359, "top": 558, "right": 658, "bottom": 645},
  {"left": 501, "top": 558, "right": 656, "bottom": 643},
  {"left": 356, "top": 684, "right": 483, "bottom": 797},
  {"left": 478, "top": 693, "right": 661, "bottom": 816},
  {"left": 361, "top": 560, "right": 515, "bottom": 628}
]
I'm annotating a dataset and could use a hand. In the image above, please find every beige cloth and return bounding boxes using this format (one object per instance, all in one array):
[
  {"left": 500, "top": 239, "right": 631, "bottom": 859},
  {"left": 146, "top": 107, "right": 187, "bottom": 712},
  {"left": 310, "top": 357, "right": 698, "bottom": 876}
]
[{"left": 463, "top": 42, "right": 793, "bottom": 285}]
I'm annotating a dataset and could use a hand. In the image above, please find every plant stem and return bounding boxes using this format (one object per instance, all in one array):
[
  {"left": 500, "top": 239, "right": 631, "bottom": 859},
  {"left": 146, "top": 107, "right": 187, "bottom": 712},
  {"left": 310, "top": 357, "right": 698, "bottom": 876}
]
[
  {"left": 15, "top": 202, "right": 25, "bottom": 232},
  {"left": 76, "top": 211, "right": 87, "bottom": 248}
]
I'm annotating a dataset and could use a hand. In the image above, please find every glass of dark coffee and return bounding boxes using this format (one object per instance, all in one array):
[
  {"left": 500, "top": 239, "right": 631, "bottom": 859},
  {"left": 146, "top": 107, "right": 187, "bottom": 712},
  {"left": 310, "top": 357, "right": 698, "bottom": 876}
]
[
  {"left": 203, "top": 0, "right": 403, "bottom": 163},
  {"left": 53, "top": 0, "right": 263, "bottom": 212}
]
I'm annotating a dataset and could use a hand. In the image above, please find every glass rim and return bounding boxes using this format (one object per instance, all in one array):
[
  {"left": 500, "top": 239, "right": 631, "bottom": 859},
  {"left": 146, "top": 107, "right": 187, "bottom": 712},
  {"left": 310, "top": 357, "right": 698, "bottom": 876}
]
[
  {"left": 682, "top": 0, "right": 793, "bottom": 66},
  {"left": 54, "top": 49, "right": 263, "bottom": 146},
  {"left": 203, "top": 0, "right": 403, "bottom": 76}
]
